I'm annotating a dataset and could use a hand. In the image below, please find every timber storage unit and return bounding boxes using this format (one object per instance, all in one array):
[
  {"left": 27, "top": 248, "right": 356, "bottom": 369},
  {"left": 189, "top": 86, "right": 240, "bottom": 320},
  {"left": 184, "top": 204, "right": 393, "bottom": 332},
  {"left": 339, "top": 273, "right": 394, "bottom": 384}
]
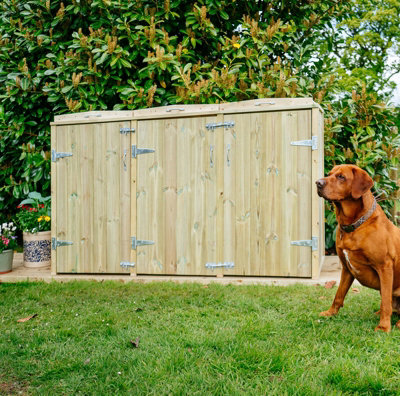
[{"left": 51, "top": 99, "right": 324, "bottom": 278}]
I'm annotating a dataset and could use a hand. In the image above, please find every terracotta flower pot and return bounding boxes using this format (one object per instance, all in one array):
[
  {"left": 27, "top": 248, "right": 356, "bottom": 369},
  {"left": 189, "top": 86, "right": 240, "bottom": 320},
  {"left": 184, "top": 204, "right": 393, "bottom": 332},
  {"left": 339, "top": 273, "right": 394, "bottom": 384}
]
[
  {"left": 0, "top": 249, "right": 14, "bottom": 274},
  {"left": 23, "top": 231, "right": 51, "bottom": 268}
]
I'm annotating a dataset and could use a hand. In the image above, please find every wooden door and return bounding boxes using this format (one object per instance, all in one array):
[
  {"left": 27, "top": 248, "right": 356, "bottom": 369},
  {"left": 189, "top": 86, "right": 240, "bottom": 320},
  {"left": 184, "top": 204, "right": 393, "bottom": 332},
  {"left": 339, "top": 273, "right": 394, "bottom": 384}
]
[
  {"left": 53, "top": 121, "right": 132, "bottom": 273},
  {"left": 224, "top": 110, "right": 313, "bottom": 277},
  {"left": 136, "top": 115, "right": 223, "bottom": 275}
]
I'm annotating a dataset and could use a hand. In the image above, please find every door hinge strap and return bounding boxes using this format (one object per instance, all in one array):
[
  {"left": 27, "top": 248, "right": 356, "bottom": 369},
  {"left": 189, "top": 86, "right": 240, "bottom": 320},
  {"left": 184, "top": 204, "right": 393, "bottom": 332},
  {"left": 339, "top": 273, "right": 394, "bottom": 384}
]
[
  {"left": 120, "top": 261, "right": 135, "bottom": 268},
  {"left": 205, "top": 262, "right": 235, "bottom": 270},
  {"left": 52, "top": 238, "right": 73, "bottom": 250},
  {"left": 120, "top": 127, "right": 135, "bottom": 134},
  {"left": 51, "top": 149, "right": 73, "bottom": 162},
  {"left": 132, "top": 145, "right": 155, "bottom": 158},
  {"left": 206, "top": 121, "right": 235, "bottom": 131},
  {"left": 132, "top": 237, "right": 155, "bottom": 250},
  {"left": 291, "top": 237, "right": 318, "bottom": 251},
  {"left": 290, "top": 136, "right": 318, "bottom": 150}
]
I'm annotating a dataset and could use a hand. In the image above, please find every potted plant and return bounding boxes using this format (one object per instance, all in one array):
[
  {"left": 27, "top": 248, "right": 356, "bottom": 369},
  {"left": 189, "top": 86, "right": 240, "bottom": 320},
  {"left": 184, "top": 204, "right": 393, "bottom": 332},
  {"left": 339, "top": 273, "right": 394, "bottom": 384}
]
[
  {"left": 0, "top": 222, "right": 18, "bottom": 274},
  {"left": 15, "top": 192, "right": 51, "bottom": 268}
]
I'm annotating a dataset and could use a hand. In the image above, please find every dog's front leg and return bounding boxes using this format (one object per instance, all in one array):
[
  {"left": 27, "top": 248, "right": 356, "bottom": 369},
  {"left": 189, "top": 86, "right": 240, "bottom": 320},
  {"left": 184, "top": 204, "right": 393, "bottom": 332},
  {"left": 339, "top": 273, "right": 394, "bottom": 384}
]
[
  {"left": 375, "top": 262, "right": 394, "bottom": 333},
  {"left": 320, "top": 262, "right": 354, "bottom": 317}
]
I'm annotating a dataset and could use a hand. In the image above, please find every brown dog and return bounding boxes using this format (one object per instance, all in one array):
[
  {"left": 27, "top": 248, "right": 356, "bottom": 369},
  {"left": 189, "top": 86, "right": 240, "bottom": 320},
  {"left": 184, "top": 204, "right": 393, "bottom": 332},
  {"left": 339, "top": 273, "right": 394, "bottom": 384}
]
[{"left": 316, "top": 164, "right": 400, "bottom": 332}]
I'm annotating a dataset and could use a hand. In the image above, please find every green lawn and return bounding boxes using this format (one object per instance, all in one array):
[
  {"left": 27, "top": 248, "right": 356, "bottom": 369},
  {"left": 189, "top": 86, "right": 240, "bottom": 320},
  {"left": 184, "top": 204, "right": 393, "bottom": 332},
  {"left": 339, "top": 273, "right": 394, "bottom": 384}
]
[{"left": 1, "top": 281, "right": 399, "bottom": 395}]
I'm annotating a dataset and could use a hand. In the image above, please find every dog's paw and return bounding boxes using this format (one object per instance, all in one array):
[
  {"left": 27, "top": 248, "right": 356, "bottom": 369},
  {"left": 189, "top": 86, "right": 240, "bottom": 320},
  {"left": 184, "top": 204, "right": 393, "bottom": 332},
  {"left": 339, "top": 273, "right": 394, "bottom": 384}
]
[
  {"left": 375, "top": 323, "right": 391, "bottom": 333},
  {"left": 319, "top": 309, "right": 337, "bottom": 317}
]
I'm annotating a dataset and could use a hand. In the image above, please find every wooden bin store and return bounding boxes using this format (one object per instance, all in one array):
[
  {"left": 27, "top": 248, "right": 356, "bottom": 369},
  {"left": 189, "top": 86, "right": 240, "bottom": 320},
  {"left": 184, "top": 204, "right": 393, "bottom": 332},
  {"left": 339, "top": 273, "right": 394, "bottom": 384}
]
[{"left": 51, "top": 98, "right": 324, "bottom": 278}]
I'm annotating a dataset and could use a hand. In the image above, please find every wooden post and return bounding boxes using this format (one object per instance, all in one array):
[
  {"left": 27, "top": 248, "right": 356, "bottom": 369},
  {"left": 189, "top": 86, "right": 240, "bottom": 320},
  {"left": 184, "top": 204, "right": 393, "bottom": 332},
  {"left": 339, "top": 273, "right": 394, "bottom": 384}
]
[
  {"left": 131, "top": 120, "right": 138, "bottom": 277},
  {"left": 50, "top": 125, "right": 57, "bottom": 276},
  {"left": 311, "top": 106, "right": 325, "bottom": 279}
]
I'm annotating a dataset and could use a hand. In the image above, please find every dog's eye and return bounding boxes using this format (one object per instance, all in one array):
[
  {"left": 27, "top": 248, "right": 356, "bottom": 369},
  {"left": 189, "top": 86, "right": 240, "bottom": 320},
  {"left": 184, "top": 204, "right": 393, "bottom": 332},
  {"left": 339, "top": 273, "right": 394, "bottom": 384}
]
[{"left": 337, "top": 174, "right": 345, "bottom": 181}]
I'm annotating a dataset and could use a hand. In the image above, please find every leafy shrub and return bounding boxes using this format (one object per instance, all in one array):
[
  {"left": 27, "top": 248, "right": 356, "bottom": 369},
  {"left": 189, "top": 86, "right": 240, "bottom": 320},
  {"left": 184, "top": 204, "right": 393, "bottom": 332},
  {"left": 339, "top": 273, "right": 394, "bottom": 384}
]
[
  {"left": 0, "top": 0, "right": 345, "bottom": 222},
  {"left": 0, "top": 0, "right": 398, "bottom": 253}
]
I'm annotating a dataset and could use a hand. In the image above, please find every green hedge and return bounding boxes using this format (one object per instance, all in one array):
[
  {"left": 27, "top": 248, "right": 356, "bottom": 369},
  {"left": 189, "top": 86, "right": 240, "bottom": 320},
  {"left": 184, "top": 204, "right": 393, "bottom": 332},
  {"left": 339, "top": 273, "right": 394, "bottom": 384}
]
[{"left": 0, "top": 0, "right": 398, "bottom": 252}]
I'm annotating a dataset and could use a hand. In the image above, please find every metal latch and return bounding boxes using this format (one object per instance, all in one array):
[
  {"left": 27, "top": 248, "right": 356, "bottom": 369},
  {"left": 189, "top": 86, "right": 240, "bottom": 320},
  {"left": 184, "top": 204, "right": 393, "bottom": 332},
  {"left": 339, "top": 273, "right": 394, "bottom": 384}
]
[
  {"left": 291, "top": 237, "right": 318, "bottom": 251},
  {"left": 205, "top": 262, "right": 235, "bottom": 270},
  {"left": 120, "top": 127, "right": 135, "bottom": 134},
  {"left": 51, "top": 149, "right": 73, "bottom": 162},
  {"left": 132, "top": 145, "right": 155, "bottom": 158},
  {"left": 120, "top": 261, "right": 135, "bottom": 268},
  {"left": 52, "top": 238, "right": 73, "bottom": 250},
  {"left": 206, "top": 121, "right": 235, "bottom": 131},
  {"left": 290, "top": 136, "right": 318, "bottom": 150},
  {"left": 131, "top": 237, "right": 155, "bottom": 250}
]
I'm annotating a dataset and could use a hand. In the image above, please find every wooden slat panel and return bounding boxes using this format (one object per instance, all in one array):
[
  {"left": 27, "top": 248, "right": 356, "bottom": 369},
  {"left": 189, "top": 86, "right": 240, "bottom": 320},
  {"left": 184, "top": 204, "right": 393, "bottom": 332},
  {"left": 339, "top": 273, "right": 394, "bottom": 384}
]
[
  {"left": 68, "top": 124, "right": 79, "bottom": 273},
  {"left": 119, "top": 122, "right": 132, "bottom": 273},
  {"left": 55, "top": 125, "right": 68, "bottom": 272},
  {"left": 312, "top": 108, "right": 325, "bottom": 278},
  {"left": 263, "top": 112, "right": 280, "bottom": 275},
  {"left": 215, "top": 114, "right": 225, "bottom": 277},
  {"left": 286, "top": 110, "right": 312, "bottom": 277},
  {"left": 232, "top": 114, "right": 251, "bottom": 276},
  {"left": 79, "top": 123, "right": 94, "bottom": 272},
  {"left": 51, "top": 125, "right": 57, "bottom": 275},
  {"left": 250, "top": 115, "right": 263, "bottom": 276},
  {"left": 223, "top": 120, "right": 236, "bottom": 274},
  {"left": 176, "top": 116, "right": 220, "bottom": 275},
  {"left": 105, "top": 122, "right": 120, "bottom": 272},
  {"left": 164, "top": 119, "right": 178, "bottom": 274},
  {"left": 137, "top": 116, "right": 219, "bottom": 275},
  {"left": 219, "top": 98, "right": 319, "bottom": 115},
  {"left": 136, "top": 119, "right": 162, "bottom": 274},
  {"left": 176, "top": 118, "right": 189, "bottom": 274},
  {"left": 204, "top": 117, "right": 219, "bottom": 274},
  {"left": 226, "top": 111, "right": 312, "bottom": 277},
  {"left": 130, "top": 120, "right": 138, "bottom": 276},
  {"left": 62, "top": 124, "right": 79, "bottom": 273},
  {"left": 191, "top": 119, "right": 207, "bottom": 274},
  {"left": 93, "top": 123, "right": 107, "bottom": 273},
  {"left": 56, "top": 122, "right": 130, "bottom": 274}
]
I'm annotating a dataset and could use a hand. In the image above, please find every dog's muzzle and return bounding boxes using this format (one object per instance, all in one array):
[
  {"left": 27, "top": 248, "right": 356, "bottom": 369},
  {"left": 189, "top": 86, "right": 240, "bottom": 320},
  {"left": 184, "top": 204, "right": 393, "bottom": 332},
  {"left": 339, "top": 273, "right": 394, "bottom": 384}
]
[{"left": 315, "top": 179, "right": 326, "bottom": 198}]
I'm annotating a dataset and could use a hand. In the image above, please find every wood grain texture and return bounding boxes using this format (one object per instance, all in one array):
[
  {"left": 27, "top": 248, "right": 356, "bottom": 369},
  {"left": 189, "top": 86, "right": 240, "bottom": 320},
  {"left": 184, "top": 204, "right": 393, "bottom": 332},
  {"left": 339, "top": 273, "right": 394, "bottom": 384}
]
[
  {"left": 50, "top": 125, "right": 57, "bottom": 275},
  {"left": 52, "top": 101, "right": 324, "bottom": 277},
  {"left": 55, "top": 122, "right": 131, "bottom": 274},
  {"left": 137, "top": 116, "right": 220, "bottom": 275},
  {"left": 130, "top": 120, "right": 138, "bottom": 276},
  {"left": 312, "top": 107, "right": 325, "bottom": 279},
  {"left": 225, "top": 110, "right": 312, "bottom": 277}
]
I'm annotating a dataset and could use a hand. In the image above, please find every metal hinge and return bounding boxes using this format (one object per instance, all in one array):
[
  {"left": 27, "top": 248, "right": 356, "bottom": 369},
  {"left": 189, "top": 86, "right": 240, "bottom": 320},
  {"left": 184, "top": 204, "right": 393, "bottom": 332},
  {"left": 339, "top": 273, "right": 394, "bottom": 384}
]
[
  {"left": 290, "top": 136, "right": 318, "bottom": 150},
  {"left": 206, "top": 121, "right": 235, "bottom": 131},
  {"left": 52, "top": 238, "right": 73, "bottom": 250},
  {"left": 205, "top": 262, "right": 235, "bottom": 270},
  {"left": 120, "top": 261, "right": 135, "bottom": 268},
  {"left": 131, "top": 237, "right": 155, "bottom": 250},
  {"left": 120, "top": 127, "right": 135, "bottom": 134},
  {"left": 291, "top": 237, "right": 318, "bottom": 251},
  {"left": 51, "top": 149, "right": 73, "bottom": 162},
  {"left": 132, "top": 145, "right": 155, "bottom": 158}
]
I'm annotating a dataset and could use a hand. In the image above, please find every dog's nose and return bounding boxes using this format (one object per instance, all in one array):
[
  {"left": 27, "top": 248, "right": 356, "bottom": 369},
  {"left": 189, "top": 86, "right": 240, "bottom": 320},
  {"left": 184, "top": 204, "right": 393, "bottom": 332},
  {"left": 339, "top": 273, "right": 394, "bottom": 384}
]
[{"left": 315, "top": 179, "right": 326, "bottom": 189}]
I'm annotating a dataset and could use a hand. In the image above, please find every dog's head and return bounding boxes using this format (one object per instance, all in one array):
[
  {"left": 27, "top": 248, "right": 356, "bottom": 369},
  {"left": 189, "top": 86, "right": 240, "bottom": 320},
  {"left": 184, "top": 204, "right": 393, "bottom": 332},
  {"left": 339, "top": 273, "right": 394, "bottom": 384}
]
[{"left": 316, "top": 164, "right": 374, "bottom": 201}]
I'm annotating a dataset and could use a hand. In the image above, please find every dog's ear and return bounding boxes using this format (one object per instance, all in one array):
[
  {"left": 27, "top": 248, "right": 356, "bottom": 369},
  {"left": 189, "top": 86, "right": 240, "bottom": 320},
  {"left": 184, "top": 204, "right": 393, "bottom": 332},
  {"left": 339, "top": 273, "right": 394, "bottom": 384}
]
[{"left": 352, "top": 167, "right": 374, "bottom": 199}]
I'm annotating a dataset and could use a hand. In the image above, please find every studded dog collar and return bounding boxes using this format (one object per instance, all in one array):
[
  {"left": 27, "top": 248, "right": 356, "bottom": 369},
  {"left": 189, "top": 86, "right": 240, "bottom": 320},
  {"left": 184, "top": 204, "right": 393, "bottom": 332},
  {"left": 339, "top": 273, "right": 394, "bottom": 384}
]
[{"left": 340, "top": 197, "right": 377, "bottom": 233}]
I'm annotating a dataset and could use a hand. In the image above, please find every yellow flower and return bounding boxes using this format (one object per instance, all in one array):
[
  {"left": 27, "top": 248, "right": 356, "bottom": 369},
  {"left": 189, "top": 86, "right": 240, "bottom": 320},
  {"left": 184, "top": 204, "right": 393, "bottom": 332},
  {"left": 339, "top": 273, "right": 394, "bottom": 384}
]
[
  {"left": 45, "top": 216, "right": 51, "bottom": 222},
  {"left": 233, "top": 43, "right": 240, "bottom": 49},
  {"left": 38, "top": 216, "right": 43, "bottom": 222}
]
